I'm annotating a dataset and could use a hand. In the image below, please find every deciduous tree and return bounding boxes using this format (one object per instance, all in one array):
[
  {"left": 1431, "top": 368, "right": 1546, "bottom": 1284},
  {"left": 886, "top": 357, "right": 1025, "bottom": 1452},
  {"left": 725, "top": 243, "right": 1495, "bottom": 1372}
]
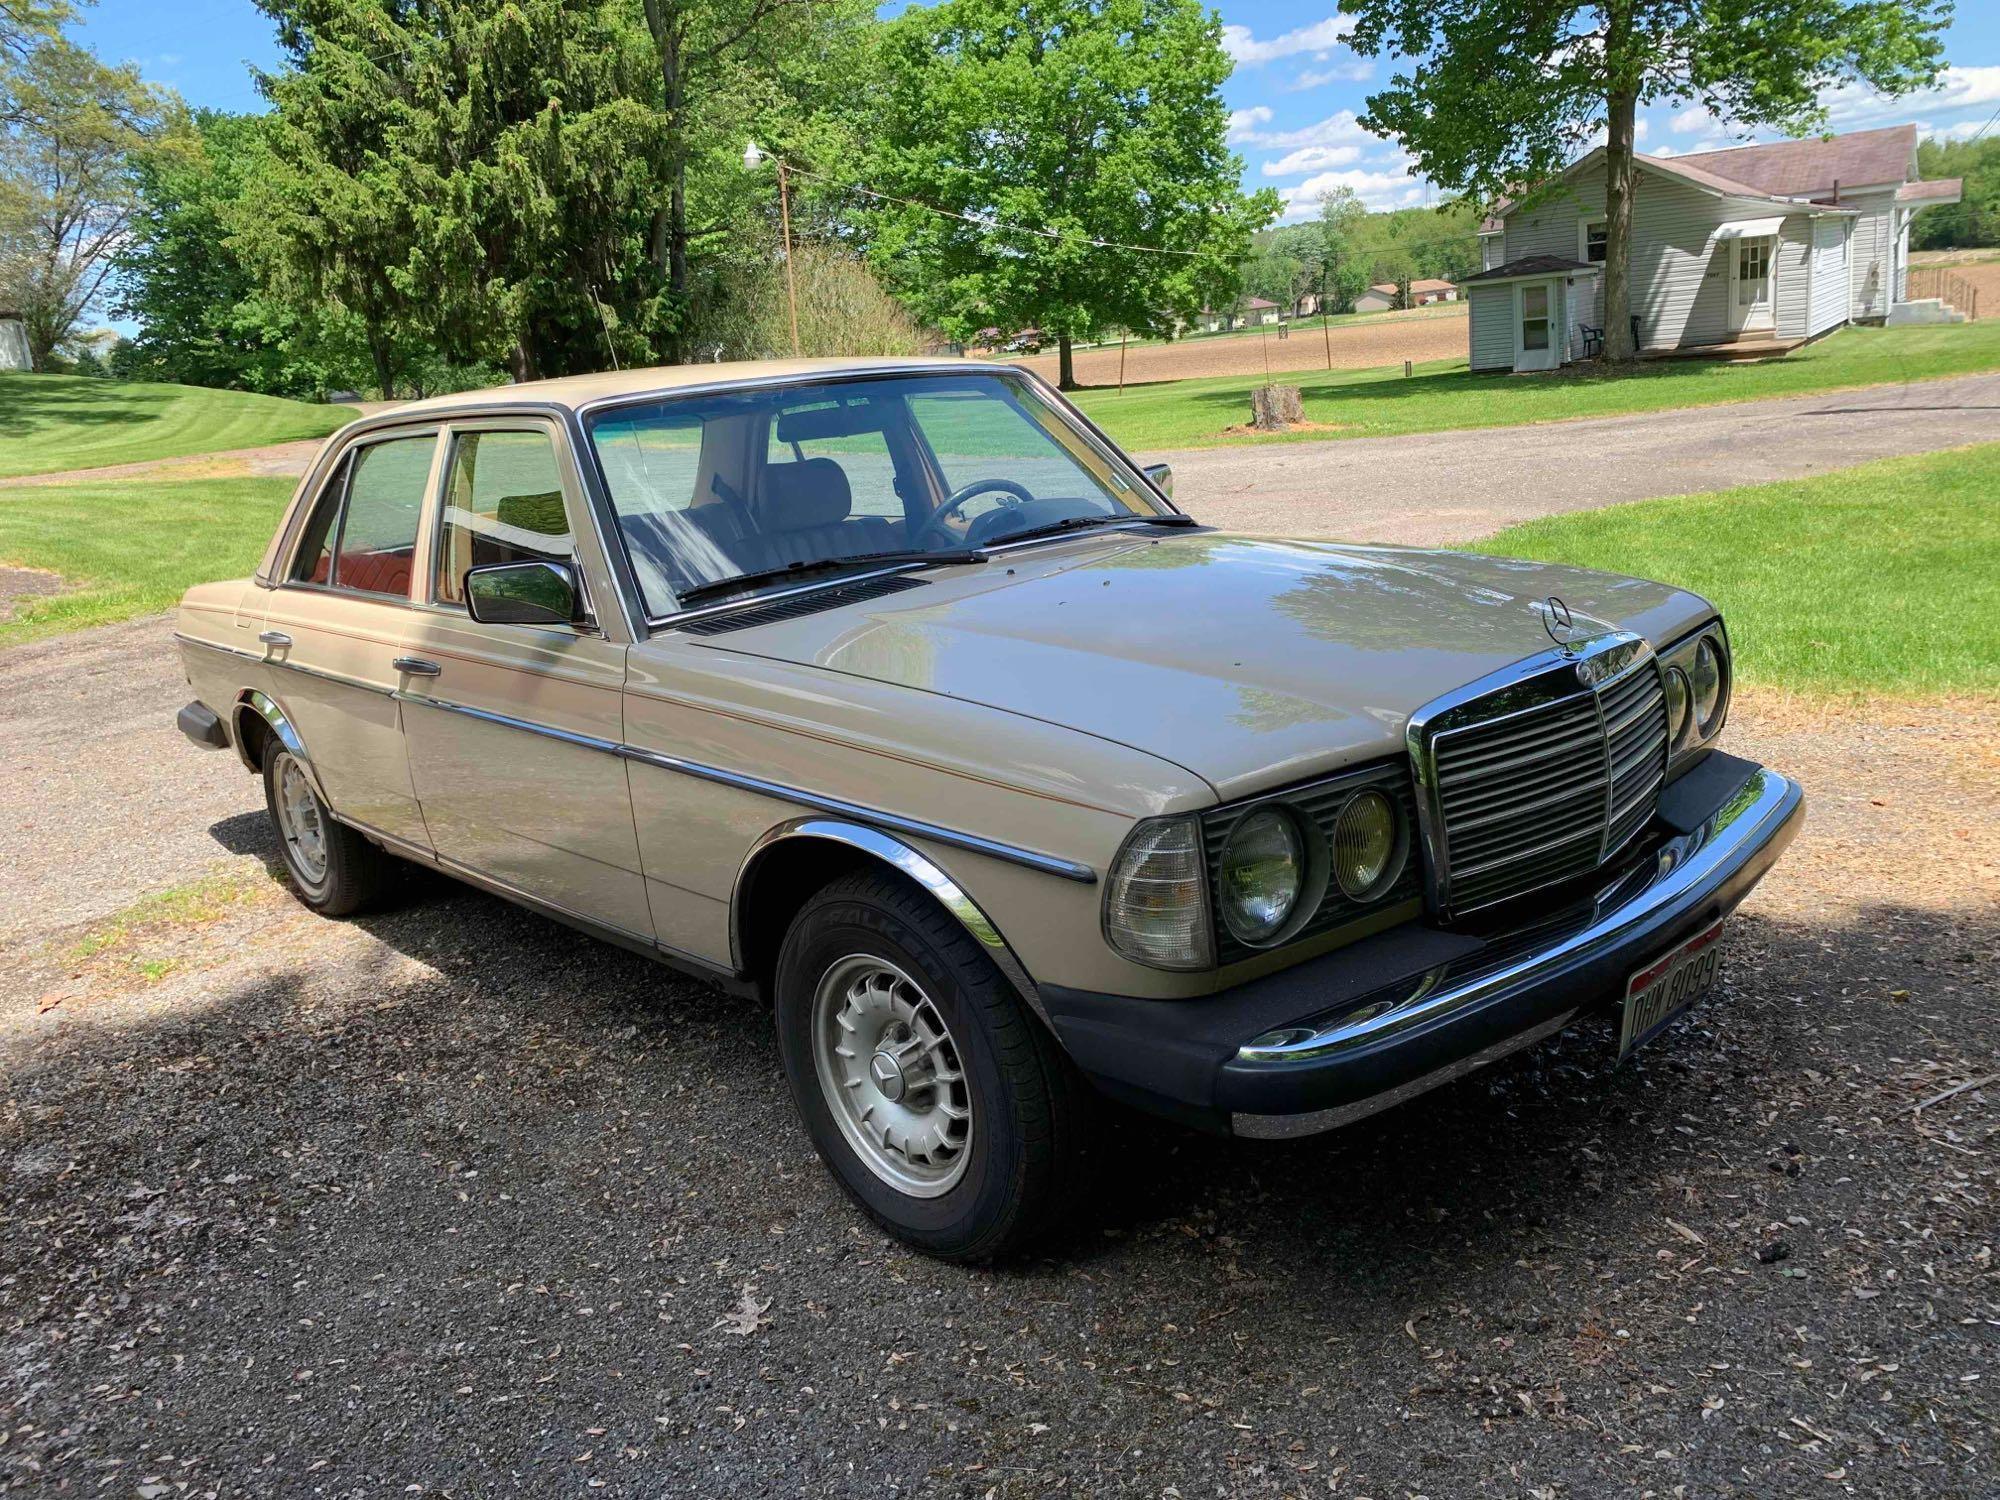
[
  {"left": 1340, "top": 0, "right": 1950, "bottom": 360},
  {"left": 860, "top": 0, "right": 1277, "bottom": 388}
]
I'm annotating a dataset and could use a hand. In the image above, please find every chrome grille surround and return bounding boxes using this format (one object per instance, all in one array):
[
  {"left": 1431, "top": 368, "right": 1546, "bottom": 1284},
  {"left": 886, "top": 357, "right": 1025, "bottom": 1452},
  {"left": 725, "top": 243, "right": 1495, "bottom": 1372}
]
[{"left": 1407, "top": 633, "right": 1669, "bottom": 919}]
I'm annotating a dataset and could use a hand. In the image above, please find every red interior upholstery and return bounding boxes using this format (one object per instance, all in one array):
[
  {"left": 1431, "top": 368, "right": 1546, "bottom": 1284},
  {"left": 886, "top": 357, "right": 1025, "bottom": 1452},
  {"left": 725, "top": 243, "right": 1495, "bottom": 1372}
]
[{"left": 333, "top": 547, "right": 414, "bottom": 597}]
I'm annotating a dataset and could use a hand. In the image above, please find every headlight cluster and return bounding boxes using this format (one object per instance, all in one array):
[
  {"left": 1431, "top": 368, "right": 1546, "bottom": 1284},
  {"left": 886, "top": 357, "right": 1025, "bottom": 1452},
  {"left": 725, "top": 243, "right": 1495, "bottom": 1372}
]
[
  {"left": 1104, "top": 780, "right": 1408, "bottom": 971},
  {"left": 1660, "top": 622, "right": 1731, "bottom": 762}
]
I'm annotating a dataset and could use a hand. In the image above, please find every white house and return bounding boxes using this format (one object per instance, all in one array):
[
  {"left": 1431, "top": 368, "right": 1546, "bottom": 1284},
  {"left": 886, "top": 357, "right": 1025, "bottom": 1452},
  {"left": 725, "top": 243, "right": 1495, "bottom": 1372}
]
[
  {"left": 1465, "top": 124, "right": 1961, "bottom": 374},
  {"left": 1238, "top": 296, "right": 1281, "bottom": 326}
]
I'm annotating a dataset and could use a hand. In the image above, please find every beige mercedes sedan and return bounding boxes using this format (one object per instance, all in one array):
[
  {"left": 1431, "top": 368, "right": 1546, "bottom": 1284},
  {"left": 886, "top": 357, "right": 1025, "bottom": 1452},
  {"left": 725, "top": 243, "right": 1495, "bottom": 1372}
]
[{"left": 175, "top": 357, "right": 1802, "bottom": 1259}]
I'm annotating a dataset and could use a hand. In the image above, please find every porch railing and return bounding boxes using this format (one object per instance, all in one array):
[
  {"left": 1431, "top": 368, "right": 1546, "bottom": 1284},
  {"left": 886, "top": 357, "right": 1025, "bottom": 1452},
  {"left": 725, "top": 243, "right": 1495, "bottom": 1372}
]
[{"left": 1904, "top": 266, "right": 1980, "bottom": 321}]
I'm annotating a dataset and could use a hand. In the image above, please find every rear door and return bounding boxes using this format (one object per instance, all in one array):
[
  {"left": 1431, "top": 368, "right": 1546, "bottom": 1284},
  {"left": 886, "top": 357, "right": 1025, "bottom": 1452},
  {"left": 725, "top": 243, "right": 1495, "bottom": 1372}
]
[
  {"left": 395, "top": 420, "right": 651, "bottom": 939},
  {"left": 262, "top": 428, "right": 443, "bottom": 848}
]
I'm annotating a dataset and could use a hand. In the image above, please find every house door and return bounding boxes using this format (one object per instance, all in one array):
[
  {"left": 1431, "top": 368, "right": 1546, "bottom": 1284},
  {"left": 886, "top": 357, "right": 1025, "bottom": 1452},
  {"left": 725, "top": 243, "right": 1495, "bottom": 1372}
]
[
  {"left": 1513, "top": 280, "right": 1558, "bottom": 372},
  {"left": 1729, "top": 236, "right": 1774, "bottom": 333}
]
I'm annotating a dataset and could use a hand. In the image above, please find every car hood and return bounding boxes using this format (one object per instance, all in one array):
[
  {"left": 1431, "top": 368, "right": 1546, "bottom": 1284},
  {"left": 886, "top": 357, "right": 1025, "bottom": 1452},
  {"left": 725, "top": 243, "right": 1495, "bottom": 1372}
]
[{"left": 698, "top": 531, "right": 1714, "bottom": 800}]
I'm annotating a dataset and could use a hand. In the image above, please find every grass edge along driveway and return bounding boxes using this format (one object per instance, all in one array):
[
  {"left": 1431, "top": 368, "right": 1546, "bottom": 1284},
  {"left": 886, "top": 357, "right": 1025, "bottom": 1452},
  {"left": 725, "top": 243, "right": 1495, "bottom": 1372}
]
[
  {"left": 0, "top": 475, "right": 297, "bottom": 646},
  {"left": 1073, "top": 322, "right": 2000, "bottom": 452},
  {"left": 0, "top": 373, "right": 355, "bottom": 480},
  {"left": 1478, "top": 442, "right": 2000, "bottom": 698}
]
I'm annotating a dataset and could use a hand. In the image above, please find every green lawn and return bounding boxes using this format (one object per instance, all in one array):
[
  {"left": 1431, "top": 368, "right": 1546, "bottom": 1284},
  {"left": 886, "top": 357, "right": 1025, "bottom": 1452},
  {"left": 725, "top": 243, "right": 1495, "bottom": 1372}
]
[
  {"left": 1074, "top": 322, "right": 2000, "bottom": 451},
  {"left": 0, "top": 374, "right": 355, "bottom": 479},
  {"left": 1480, "top": 443, "right": 2000, "bottom": 697},
  {"left": 0, "top": 476, "right": 295, "bottom": 645}
]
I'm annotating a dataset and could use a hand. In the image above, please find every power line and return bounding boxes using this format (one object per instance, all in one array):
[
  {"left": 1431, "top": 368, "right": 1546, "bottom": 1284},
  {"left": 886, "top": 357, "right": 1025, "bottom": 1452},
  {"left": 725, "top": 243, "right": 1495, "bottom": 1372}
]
[{"left": 1960, "top": 102, "right": 2000, "bottom": 147}]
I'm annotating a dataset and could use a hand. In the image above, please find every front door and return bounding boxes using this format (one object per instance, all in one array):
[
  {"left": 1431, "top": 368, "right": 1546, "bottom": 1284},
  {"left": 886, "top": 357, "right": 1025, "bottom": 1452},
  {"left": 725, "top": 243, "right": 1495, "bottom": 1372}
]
[
  {"left": 396, "top": 421, "right": 653, "bottom": 941},
  {"left": 1730, "top": 235, "right": 1774, "bottom": 333},
  {"left": 1513, "top": 280, "right": 1559, "bottom": 372}
]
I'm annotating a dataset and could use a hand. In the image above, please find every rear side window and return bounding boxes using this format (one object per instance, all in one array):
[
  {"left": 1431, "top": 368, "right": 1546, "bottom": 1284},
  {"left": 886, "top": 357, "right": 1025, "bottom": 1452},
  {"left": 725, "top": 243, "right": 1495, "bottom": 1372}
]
[
  {"left": 434, "top": 430, "right": 572, "bottom": 606},
  {"left": 333, "top": 437, "right": 433, "bottom": 597},
  {"left": 289, "top": 454, "right": 350, "bottom": 585}
]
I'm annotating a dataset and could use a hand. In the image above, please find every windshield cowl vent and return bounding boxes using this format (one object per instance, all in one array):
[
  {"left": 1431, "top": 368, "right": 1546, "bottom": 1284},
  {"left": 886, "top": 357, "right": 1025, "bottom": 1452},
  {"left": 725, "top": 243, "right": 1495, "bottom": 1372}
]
[{"left": 675, "top": 573, "right": 930, "bottom": 636}]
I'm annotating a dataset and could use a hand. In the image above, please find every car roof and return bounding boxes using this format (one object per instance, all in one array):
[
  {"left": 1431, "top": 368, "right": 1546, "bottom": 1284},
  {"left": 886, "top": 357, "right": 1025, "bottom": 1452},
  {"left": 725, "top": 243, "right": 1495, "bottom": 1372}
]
[{"left": 381, "top": 356, "right": 999, "bottom": 418}]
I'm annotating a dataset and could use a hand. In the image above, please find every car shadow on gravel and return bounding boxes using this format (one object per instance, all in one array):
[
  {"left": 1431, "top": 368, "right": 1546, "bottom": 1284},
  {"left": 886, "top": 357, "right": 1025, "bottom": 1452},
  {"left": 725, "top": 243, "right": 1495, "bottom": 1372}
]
[{"left": 5, "top": 882, "right": 1991, "bottom": 1494}]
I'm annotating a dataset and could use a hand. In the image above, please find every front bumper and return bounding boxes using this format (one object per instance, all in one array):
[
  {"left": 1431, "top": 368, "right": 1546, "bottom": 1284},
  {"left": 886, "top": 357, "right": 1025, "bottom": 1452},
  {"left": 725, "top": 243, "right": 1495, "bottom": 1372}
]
[{"left": 1043, "top": 755, "right": 1804, "bottom": 1137}]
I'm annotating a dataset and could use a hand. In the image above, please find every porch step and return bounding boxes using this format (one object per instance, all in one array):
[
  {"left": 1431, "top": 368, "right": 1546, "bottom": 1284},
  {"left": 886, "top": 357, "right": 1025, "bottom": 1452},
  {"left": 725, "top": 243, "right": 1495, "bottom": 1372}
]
[{"left": 1886, "top": 297, "right": 1966, "bottom": 327}]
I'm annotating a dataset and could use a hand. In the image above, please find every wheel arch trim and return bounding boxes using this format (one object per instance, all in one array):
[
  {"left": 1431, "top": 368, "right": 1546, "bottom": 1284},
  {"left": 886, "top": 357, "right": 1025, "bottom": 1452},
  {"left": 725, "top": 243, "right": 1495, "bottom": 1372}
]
[
  {"left": 233, "top": 689, "right": 326, "bottom": 798},
  {"left": 732, "top": 818, "right": 1045, "bottom": 1019}
]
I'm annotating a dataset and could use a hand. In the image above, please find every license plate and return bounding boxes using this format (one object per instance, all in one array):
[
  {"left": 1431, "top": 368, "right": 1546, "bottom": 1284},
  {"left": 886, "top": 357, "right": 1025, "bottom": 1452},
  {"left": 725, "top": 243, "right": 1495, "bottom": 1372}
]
[{"left": 1618, "top": 918, "right": 1725, "bottom": 1062}]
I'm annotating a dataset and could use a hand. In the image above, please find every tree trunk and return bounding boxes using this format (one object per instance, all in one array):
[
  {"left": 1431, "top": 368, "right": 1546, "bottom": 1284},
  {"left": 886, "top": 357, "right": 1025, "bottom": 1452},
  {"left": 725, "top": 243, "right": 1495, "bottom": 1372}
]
[
  {"left": 1602, "top": 2, "right": 1639, "bottom": 362},
  {"left": 1057, "top": 333, "right": 1076, "bottom": 390},
  {"left": 509, "top": 341, "right": 538, "bottom": 384},
  {"left": 1250, "top": 384, "right": 1303, "bottom": 430},
  {"left": 367, "top": 327, "right": 396, "bottom": 401},
  {"left": 642, "top": 0, "right": 689, "bottom": 363}
]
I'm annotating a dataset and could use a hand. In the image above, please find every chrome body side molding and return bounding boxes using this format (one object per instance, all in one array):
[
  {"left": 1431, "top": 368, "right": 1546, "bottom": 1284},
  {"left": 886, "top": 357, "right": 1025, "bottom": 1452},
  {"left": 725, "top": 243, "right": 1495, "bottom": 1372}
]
[
  {"left": 733, "top": 818, "right": 1045, "bottom": 1018},
  {"left": 393, "top": 691, "right": 1094, "bottom": 884}
]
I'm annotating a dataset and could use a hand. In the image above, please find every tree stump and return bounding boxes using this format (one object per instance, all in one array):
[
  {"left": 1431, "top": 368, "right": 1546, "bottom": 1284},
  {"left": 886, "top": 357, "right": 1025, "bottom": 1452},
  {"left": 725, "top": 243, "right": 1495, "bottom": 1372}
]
[{"left": 1250, "top": 383, "right": 1303, "bottom": 431}]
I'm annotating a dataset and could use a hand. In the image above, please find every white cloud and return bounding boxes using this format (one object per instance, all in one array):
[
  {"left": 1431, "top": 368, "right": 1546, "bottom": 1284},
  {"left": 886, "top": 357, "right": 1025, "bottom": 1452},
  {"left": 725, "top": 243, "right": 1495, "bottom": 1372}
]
[
  {"left": 1221, "top": 16, "right": 1356, "bottom": 67},
  {"left": 1937, "top": 115, "right": 1996, "bottom": 141},
  {"left": 1225, "top": 105, "right": 1273, "bottom": 144},
  {"left": 1231, "top": 108, "right": 1376, "bottom": 151},
  {"left": 1276, "top": 166, "right": 1430, "bottom": 217},
  {"left": 1820, "top": 64, "right": 2000, "bottom": 130},
  {"left": 1261, "top": 144, "right": 1364, "bottom": 176},
  {"left": 1289, "top": 58, "right": 1374, "bottom": 90}
]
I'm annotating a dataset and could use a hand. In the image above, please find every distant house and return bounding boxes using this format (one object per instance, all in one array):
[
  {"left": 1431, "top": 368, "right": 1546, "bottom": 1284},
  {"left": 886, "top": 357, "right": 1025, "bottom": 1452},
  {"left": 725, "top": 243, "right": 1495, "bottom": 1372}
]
[
  {"left": 1353, "top": 284, "right": 1398, "bottom": 314},
  {"left": 1290, "top": 291, "right": 1321, "bottom": 318},
  {"left": 1238, "top": 296, "right": 1281, "bottom": 326},
  {"left": 1466, "top": 124, "right": 1962, "bottom": 373},
  {"left": 1408, "top": 278, "right": 1458, "bottom": 305},
  {"left": 1194, "top": 305, "right": 1228, "bottom": 333},
  {"left": 0, "top": 312, "right": 29, "bottom": 372}
]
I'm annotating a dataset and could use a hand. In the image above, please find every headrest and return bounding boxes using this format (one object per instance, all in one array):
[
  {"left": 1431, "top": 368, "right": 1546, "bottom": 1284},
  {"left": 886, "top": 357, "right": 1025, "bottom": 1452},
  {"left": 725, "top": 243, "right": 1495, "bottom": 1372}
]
[{"left": 760, "top": 458, "right": 852, "bottom": 531}]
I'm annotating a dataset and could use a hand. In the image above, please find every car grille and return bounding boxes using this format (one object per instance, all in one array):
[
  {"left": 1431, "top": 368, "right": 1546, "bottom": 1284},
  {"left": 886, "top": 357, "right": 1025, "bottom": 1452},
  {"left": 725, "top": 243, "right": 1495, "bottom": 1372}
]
[
  {"left": 1201, "top": 763, "right": 1422, "bottom": 965},
  {"left": 1422, "top": 643, "right": 1668, "bottom": 916}
]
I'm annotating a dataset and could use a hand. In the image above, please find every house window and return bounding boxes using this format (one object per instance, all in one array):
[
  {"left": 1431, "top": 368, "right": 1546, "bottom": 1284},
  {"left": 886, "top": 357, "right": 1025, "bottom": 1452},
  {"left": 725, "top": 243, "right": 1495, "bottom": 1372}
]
[{"left": 1582, "top": 218, "right": 1608, "bottom": 263}]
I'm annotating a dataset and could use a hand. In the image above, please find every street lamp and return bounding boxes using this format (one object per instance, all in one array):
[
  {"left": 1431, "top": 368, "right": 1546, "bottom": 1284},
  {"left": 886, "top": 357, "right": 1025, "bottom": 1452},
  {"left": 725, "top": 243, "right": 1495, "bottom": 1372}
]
[{"left": 743, "top": 140, "right": 801, "bottom": 358}]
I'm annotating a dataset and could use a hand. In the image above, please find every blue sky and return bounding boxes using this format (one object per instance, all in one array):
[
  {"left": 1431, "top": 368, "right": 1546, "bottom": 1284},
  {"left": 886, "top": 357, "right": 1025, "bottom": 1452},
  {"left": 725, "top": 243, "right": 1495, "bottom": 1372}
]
[{"left": 82, "top": 0, "right": 2000, "bottom": 225}]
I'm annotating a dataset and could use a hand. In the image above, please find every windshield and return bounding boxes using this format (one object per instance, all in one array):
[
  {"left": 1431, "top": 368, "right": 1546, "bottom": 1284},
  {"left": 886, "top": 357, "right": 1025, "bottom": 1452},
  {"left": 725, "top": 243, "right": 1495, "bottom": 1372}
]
[{"left": 588, "top": 371, "right": 1164, "bottom": 616}]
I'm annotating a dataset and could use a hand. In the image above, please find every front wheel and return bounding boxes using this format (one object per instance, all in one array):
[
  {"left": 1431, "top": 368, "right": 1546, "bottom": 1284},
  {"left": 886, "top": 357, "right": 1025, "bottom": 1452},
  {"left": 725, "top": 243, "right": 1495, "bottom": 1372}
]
[{"left": 773, "top": 870, "right": 1091, "bottom": 1261}]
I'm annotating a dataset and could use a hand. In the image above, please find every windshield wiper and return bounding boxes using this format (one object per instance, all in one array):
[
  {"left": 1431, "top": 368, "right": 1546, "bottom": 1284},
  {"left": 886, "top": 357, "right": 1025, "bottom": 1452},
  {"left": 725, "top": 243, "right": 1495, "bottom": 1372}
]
[
  {"left": 676, "top": 548, "right": 987, "bottom": 608},
  {"left": 993, "top": 512, "right": 1198, "bottom": 547}
]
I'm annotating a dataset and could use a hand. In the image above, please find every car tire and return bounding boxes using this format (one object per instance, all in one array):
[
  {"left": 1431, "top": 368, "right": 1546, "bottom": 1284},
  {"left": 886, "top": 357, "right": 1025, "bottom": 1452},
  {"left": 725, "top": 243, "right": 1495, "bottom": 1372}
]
[
  {"left": 774, "top": 868, "right": 1092, "bottom": 1262},
  {"left": 260, "top": 741, "right": 395, "bottom": 917}
]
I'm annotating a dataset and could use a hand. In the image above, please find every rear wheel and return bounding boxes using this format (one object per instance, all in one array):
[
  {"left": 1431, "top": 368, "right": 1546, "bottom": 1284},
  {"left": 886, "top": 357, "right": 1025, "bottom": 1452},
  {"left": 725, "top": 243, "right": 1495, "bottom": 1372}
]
[
  {"left": 774, "top": 869, "right": 1091, "bottom": 1261},
  {"left": 260, "top": 742, "right": 395, "bottom": 916}
]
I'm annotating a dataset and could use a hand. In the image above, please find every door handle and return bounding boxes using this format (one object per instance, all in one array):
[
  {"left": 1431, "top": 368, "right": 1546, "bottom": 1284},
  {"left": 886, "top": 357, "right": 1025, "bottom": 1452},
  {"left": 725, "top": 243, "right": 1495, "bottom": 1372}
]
[
  {"left": 392, "top": 656, "right": 442, "bottom": 677},
  {"left": 258, "top": 630, "right": 291, "bottom": 649}
]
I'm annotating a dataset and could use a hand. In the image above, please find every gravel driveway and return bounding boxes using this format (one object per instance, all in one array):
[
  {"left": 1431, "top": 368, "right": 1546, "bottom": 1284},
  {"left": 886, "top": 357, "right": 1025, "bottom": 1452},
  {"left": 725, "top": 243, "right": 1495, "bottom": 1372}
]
[
  {"left": 3, "top": 408, "right": 1997, "bottom": 1493},
  {"left": 1152, "top": 370, "right": 2000, "bottom": 544}
]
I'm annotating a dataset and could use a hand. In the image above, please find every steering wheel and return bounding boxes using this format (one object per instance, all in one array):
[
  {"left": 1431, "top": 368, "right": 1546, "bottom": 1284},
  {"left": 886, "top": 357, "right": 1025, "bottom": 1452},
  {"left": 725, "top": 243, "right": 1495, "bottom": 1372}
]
[{"left": 910, "top": 477, "right": 1037, "bottom": 548}]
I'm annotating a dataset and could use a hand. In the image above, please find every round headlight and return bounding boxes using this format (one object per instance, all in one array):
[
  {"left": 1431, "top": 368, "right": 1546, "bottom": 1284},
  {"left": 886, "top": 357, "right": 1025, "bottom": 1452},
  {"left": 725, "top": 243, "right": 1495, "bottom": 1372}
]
[
  {"left": 1332, "top": 790, "right": 1403, "bottom": 901},
  {"left": 1663, "top": 665, "right": 1691, "bottom": 746},
  {"left": 1219, "top": 808, "right": 1304, "bottom": 944},
  {"left": 1690, "top": 636, "right": 1726, "bottom": 736}
]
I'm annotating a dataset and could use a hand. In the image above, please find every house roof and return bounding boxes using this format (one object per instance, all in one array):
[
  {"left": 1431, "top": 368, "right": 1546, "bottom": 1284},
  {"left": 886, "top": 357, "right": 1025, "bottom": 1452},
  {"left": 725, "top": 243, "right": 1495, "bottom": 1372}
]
[
  {"left": 1669, "top": 124, "right": 1916, "bottom": 196},
  {"left": 1364, "top": 282, "right": 1397, "bottom": 294},
  {"left": 1409, "top": 278, "right": 1457, "bottom": 292},
  {"left": 1239, "top": 297, "right": 1279, "bottom": 309},
  {"left": 1896, "top": 177, "right": 1962, "bottom": 204},
  {"left": 1487, "top": 126, "right": 1920, "bottom": 224},
  {"left": 1462, "top": 255, "right": 1596, "bottom": 284}
]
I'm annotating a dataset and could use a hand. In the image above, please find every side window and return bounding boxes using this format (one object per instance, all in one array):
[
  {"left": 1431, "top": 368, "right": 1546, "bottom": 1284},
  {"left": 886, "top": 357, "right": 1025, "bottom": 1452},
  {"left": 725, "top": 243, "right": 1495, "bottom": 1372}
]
[
  {"left": 289, "top": 453, "right": 351, "bottom": 585},
  {"left": 1583, "top": 218, "right": 1608, "bottom": 264},
  {"left": 768, "top": 398, "right": 904, "bottom": 518},
  {"left": 435, "top": 429, "right": 572, "bottom": 606},
  {"left": 313, "top": 435, "right": 434, "bottom": 599}
]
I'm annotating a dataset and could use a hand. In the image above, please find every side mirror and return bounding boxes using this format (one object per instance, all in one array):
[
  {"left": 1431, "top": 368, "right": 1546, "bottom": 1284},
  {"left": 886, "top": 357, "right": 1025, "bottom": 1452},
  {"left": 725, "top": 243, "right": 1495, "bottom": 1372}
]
[
  {"left": 465, "top": 560, "right": 583, "bottom": 627},
  {"left": 1142, "top": 462, "right": 1174, "bottom": 500}
]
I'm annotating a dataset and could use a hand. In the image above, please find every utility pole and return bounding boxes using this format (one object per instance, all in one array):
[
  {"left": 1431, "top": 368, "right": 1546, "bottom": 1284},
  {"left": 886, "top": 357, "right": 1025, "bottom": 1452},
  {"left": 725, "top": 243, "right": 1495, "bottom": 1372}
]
[{"left": 777, "top": 158, "right": 802, "bottom": 358}]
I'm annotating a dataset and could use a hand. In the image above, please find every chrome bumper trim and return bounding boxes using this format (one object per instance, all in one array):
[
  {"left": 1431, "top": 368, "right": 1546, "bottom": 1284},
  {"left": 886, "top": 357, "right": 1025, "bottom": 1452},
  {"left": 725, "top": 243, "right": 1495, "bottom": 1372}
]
[
  {"left": 1232, "top": 1008, "right": 1579, "bottom": 1139},
  {"left": 1234, "top": 767, "right": 1800, "bottom": 1068}
]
